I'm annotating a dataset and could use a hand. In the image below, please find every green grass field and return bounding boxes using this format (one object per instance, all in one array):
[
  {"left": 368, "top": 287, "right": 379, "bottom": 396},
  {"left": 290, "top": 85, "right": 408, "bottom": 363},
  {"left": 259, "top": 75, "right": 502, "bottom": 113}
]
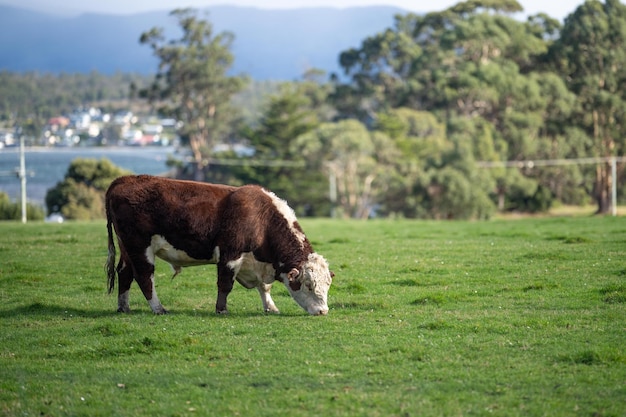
[{"left": 0, "top": 217, "right": 624, "bottom": 416}]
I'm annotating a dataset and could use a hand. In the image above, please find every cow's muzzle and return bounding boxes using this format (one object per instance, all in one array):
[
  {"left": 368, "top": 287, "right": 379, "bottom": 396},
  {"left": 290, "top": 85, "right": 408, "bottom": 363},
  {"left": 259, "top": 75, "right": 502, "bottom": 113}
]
[{"left": 313, "top": 307, "right": 329, "bottom": 316}]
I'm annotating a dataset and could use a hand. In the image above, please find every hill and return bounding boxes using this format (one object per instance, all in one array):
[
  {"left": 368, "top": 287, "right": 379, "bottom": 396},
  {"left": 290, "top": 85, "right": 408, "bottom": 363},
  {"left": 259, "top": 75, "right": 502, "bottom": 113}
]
[{"left": 0, "top": 5, "right": 406, "bottom": 80}]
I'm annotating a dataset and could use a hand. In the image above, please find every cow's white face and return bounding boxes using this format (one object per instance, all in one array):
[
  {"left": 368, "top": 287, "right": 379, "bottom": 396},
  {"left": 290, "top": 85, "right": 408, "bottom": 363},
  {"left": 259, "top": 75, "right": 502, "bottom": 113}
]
[{"left": 282, "top": 253, "right": 333, "bottom": 315}]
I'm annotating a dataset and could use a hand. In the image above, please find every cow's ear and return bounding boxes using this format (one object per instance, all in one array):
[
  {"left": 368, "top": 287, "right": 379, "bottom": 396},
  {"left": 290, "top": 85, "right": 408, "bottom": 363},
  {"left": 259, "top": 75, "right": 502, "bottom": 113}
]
[
  {"left": 287, "top": 268, "right": 300, "bottom": 280},
  {"left": 287, "top": 268, "right": 301, "bottom": 291}
]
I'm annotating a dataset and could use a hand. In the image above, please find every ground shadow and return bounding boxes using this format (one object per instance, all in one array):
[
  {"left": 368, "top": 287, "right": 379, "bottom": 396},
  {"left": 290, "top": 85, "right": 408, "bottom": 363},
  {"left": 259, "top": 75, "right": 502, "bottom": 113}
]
[
  {"left": 0, "top": 302, "right": 312, "bottom": 319},
  {"left": 0, "top": 302, "right": 120, "bottom": 319}
]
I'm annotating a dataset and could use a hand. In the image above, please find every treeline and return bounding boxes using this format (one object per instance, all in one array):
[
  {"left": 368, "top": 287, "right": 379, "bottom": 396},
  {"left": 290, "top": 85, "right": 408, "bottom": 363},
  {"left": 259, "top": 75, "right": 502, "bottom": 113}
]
[
  {"left": 5, "top": 0, "right": 626, "bottom": 220},
  {"left": 205, "top": 0, "right": 626, "bottom": 218}
]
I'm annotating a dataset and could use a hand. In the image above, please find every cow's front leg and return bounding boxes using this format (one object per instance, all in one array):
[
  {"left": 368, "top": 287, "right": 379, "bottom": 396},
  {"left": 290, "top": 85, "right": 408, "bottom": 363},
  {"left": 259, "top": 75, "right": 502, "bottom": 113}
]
[
  {"left": 257, "top": 282, "right": 279, "bottom": 313},
  {"left": 216, "top": 262, "right": 235, "bottom": 314}
]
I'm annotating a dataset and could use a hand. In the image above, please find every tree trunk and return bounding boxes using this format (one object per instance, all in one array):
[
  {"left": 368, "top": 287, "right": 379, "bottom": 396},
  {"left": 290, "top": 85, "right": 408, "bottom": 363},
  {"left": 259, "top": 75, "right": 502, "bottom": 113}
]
[
  {"left": 595, "top": 163, "right": 611, "bottom": 214},
  {"left": 497, "top": 190, "right": 505, "bottom": 211},
  {"left": 189, "top": 133, "right": 205, "bottom": 182}
]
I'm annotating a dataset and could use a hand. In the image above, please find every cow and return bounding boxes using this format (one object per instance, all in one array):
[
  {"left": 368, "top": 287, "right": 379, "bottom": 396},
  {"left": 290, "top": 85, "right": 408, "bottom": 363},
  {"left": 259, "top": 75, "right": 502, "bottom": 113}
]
[{"left": 105, "top": 175, "right": 333, "bottom": 316}]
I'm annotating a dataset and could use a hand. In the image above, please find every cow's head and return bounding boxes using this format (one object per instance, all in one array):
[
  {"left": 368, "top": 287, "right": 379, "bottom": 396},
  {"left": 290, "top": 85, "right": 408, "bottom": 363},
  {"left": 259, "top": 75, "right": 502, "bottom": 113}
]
[{"left": 282, "top": 253, "right": 333, "bottom": 315}]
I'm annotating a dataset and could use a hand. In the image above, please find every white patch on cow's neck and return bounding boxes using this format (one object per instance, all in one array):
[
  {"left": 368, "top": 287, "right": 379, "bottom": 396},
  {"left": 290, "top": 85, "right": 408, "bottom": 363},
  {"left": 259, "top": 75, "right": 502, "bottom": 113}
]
[{"left": 262, "top": 189, "right": 306, "bottom": 243}]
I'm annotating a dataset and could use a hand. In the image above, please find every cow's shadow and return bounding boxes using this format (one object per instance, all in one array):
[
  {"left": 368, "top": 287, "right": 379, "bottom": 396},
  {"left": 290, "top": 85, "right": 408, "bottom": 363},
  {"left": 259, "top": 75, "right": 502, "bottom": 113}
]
[
  {"left": 0, "top": 302, "right": 119, "bottom": 319},
  {"left": 0, "top": 302, "right": 309, "bottom": 319}
]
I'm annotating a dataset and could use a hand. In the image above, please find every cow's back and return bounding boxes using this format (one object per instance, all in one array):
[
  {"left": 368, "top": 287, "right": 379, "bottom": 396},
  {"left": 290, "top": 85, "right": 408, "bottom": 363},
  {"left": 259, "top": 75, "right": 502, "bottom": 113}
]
[{"left": 106, "top": 175, "right": 236, "bottom": 253}]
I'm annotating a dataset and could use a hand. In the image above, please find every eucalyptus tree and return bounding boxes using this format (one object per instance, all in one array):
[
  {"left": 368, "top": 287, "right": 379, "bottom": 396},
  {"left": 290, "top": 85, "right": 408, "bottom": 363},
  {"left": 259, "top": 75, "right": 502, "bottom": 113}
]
[
  {"left": 334, "top": 0, "right": 579, "bottom": 214},
  {"left": 548, "top": 0, "right": 626, "bottom": 213},
  {"left": 236, "top": 82, "right": 329, "bottom": 216},
  {"left": 375, "top": 108, "right": 496, "bottom": 218},
  {"left": 140, "top": 8, "right": 247, "bottom": 180},
  {"left": 293, "top": 119, "right": 396, "bottom": 218}
]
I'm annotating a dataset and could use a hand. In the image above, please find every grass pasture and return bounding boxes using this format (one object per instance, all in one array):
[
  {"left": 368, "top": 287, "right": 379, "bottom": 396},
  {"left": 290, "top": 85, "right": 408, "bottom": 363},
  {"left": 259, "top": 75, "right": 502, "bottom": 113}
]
[{"left": 0, "top": 217, "right": 625, "bottom": 416}]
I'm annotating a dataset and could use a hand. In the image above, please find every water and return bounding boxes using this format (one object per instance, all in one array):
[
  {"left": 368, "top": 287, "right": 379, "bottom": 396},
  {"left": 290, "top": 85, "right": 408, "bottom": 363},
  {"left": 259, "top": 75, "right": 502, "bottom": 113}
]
[{"left": 0, "top": 146, "right": 178, "bottom": 208}]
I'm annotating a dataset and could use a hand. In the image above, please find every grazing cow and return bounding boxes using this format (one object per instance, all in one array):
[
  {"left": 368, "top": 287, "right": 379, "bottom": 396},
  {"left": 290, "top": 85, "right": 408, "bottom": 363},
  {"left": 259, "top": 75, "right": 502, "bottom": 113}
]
[{"left": 105, "top": 175, "right": 333, "bottom": 316}]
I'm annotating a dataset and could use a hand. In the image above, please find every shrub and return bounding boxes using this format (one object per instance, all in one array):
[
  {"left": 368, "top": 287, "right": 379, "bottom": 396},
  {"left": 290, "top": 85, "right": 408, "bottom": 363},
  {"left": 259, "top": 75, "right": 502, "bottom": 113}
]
[
  {"left": 45, "top": 158, "right": 131, "bottom": 220},
  {"left": 0, "top": 191, "right": 45, "bottom": 221}
]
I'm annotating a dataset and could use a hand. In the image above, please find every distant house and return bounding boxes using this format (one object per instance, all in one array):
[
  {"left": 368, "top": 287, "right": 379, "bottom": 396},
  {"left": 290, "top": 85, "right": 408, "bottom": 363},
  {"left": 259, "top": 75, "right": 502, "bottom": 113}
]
[{"left": 47, "top": 117, "right": 70, "bottom": 131}]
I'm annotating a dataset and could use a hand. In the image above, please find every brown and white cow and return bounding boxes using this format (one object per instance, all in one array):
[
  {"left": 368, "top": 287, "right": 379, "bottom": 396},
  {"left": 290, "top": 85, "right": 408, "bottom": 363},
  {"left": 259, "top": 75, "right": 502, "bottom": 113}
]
[{"left": 105, "top": 175, "right": 333, "bottom": 316}]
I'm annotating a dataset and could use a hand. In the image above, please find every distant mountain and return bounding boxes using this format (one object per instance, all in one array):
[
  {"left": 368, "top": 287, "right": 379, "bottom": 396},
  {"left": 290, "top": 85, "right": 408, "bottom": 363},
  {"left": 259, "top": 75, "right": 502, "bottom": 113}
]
[{"left": 0, "top": 5, "right": 407, "bottom": 80}]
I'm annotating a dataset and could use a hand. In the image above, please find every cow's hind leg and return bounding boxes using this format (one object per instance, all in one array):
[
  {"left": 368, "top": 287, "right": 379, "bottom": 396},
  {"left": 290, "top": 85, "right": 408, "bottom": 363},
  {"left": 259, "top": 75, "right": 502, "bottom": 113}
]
[
  {"left": 257, "top": 283, "right": 279, "bottom": 314},
  {"left": 116, "top": 256, "right": 133, "bottom": 313},
  {"left": 216, "top": 262, "right": 235, "bottom": 314},
  {"left": 133, "top": 251, "right": 168, "bottom": 314}
]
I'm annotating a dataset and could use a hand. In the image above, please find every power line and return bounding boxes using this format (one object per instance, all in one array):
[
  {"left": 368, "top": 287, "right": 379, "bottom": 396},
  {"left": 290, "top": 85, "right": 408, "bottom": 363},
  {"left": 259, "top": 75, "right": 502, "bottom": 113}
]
[
  {"left": 208, "top": 158, "right": 305, "bottom": 168},
  {"left": 476, "top": 156, "right": 626, "bottom": 168},
  {"left": 476, "top": 156, "right": 624, "bottom": 216}
]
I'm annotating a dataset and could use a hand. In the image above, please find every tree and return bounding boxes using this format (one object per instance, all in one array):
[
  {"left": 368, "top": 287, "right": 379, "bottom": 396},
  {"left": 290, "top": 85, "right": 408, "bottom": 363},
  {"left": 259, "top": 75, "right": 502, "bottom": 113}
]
[
  {"left": 240, "top": 84, "right": 325, "bottom": 215},
  {"left": 548, "top": 0, "right": 626, "bottom": 213},
  {"left": 293, "top": 119, "right": 395, "bottom": 218},
  {"left": 374, "top": 108, "right": 447, "bottom": 217},
  {"left": 375, "top": 109, "right": 496, "bottom": 219},
  {"left": 334, "top": 0, "right": 586, "bottom": 215},
  {"left": 140, "top": 8, "right": 247, "bottom": 180},
  {"left": 45, "top": 158, "right": 131, "bottom": 220}
]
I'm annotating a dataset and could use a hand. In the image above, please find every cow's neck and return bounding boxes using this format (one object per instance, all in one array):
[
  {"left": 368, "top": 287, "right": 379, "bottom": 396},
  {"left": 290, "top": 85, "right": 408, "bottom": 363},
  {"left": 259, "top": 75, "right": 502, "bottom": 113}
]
[{"left": 268, "top": 218, "right": 313, "bottom": 273}]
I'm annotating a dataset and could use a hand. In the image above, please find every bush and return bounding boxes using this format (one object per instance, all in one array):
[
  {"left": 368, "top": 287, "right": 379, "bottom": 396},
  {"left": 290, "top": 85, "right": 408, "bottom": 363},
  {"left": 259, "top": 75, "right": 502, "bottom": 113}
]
[
  {"left": 45, "top": 158, "right": 131, "bottom": 220},
  {"left": 0, "top": 192, "right": 45, "bottom": 221}
]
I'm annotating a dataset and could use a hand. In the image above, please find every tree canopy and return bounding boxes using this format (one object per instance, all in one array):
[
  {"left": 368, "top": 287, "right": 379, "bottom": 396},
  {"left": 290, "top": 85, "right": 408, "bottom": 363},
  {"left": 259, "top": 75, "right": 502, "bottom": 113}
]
[
  {"left": 325, "top": 0, "right": 624, "bottom": 217},
  {"left": 140, "top": 8, "right": 247, "bottom": 180}
]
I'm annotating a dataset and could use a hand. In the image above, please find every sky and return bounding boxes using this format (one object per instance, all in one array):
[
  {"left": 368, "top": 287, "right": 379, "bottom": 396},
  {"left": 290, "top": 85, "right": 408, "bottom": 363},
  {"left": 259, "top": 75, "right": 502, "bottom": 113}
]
[{"left": 5, "top": 0, "right": 586, "bottom": 22}]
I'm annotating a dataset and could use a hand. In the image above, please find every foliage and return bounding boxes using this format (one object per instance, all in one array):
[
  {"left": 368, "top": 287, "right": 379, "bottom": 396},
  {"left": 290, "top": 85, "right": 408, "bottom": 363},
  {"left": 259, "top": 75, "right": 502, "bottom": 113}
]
[
  {"left": 213, "top": 80, "right": 334, "bottom": 217},
  {"left": 0, "top": 217, "right": 624, "bottom": 416},
  {"left": 372, "top": 109, "right": 496, "bottom": 219},
  {"left": 0, "top": 191, "right": 44, "bottom": 221},
  {"left": 293, "top": 119, "right": 395, "bottom": 218},
  {"left": 331, "top": 0, "right": 614, "bottom": 217},
  {"left": 45, "top": 158, "right": 131, "bottom": 220},
  {"left": 140, "top": 8, "right": 247, "bottom": 180},
  {"left": 547, "top": 0, "right": 626, "bottom": 213}
]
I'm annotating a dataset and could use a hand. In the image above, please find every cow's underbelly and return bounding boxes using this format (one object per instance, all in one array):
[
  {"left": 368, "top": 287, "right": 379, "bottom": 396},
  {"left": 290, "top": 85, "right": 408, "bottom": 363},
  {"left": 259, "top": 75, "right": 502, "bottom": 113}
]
[
  {"left": 231, "top": 253, "right": 276, "bottom": 289},
  {"left": 150, "top": 235, "right": 218, "bottom": 267},
  {"left": 148, "top": 236, "right": 276, "bottom": 289}
]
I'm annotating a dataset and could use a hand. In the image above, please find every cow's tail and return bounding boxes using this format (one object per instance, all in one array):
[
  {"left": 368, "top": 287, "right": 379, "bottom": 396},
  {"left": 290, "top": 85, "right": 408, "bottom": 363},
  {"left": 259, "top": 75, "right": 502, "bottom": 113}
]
[{"left": 105, "top": 199, "right": 117, "bottom": 295}]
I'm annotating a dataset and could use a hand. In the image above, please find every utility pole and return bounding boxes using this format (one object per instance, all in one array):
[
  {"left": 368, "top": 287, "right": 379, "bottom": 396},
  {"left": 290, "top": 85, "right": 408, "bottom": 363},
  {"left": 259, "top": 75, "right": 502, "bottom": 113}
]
[{"left": 18, "top": 131, "right": 27, "bottom": 224}]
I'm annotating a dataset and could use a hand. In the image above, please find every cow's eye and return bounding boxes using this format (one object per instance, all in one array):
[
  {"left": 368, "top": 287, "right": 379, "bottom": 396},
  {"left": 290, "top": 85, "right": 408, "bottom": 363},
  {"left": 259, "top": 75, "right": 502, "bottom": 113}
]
[{"left": 305, "top": 283, "right": 313, "bottom": 292}]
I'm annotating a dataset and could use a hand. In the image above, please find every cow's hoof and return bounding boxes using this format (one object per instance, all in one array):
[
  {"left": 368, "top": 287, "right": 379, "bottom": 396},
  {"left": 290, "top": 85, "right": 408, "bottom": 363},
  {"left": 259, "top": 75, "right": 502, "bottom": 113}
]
[
  {"left": 117, "top": 307, "right": 131, "bottom": 313},
  {"left": 264, "top": 309, "right": 280, "bottom": 314},
  {"left": 216, "top": 309, "right": 228, "bottom": 315},
  {"left": 153, "top": 308, "right": 169, "bottom": 315}
]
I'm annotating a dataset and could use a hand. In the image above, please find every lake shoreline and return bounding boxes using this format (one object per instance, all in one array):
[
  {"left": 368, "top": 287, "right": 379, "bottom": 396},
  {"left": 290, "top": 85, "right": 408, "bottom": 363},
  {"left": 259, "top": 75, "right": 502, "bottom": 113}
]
[{"left": 0, "top": 146, "right": 179, "bottom": 209}]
